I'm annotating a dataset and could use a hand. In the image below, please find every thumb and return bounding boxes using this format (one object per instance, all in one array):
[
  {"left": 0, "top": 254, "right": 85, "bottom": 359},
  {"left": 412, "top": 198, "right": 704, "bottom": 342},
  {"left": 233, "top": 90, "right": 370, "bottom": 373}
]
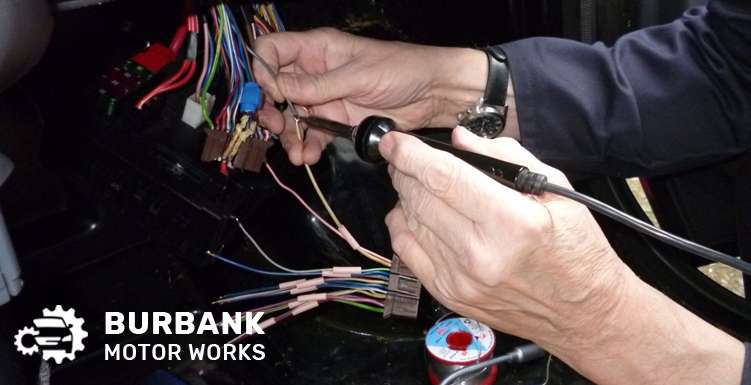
[{"left": 277, "top": 68, "right": 354, "bottom": 106}]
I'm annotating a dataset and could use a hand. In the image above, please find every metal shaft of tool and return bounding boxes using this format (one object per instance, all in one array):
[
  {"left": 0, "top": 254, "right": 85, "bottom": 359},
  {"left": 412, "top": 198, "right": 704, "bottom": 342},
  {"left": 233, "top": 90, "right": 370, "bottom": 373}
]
[{"left": 298, "top": 116, "right": 355, "bottom": 138}]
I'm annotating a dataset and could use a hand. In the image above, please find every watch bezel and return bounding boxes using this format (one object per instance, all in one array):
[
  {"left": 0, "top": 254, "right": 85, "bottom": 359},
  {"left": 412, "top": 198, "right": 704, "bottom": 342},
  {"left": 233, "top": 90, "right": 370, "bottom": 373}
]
[{"left": 457, "top": 99, "right": 508, "bottom": 138}]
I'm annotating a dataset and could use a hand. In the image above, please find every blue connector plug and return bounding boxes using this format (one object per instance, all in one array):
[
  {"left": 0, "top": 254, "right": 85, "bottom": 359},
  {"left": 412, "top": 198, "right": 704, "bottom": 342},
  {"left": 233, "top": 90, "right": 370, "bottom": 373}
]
[{"left": 240, "top": 82, "right": 262, "bottom": 113}]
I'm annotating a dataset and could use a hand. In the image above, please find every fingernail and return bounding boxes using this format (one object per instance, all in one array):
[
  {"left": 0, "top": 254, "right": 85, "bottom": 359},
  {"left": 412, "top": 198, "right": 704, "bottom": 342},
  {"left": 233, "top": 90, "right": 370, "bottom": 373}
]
[{"left": 379, "top": 133, "right": 395, "bottom": 159}]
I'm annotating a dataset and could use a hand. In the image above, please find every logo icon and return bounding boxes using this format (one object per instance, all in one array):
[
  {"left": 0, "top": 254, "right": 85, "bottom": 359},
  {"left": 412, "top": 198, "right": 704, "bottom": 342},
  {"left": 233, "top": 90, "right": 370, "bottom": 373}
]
[{"left": 14, "top": 306, "right": 88, "bottom": 364}]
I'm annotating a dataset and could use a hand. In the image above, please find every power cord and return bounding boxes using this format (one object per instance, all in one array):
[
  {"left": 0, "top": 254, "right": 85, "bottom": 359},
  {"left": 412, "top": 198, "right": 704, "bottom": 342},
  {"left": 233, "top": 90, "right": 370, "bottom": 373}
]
[
  {"left": 541, "top": 182, "right": 751, "bottom": 276},
  {"left": 438, "top": 344, "right": 545, "bottom": 385}
]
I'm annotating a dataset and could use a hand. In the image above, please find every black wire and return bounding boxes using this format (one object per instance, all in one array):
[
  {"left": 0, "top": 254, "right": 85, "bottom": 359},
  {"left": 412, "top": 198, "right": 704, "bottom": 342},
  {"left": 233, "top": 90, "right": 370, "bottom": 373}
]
[
  {"left": 438, "top": 344, "right": 545, "bottom": 385},
  {"left": 542, "top": 182, "right": 751, "bottom": 276}
]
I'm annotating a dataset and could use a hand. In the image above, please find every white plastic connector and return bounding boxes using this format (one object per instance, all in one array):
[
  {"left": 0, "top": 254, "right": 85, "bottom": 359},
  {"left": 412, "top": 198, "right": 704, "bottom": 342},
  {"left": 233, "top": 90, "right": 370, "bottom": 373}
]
[{"left": 181, "top": 93, "right": 215, "bottom": 129}]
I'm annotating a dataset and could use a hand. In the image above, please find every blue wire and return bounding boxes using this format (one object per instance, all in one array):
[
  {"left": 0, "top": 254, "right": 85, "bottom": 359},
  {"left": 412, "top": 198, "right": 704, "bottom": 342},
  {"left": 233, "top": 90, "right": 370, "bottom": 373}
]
[
  {"left": 220, "top": 283, "right": 283, "bottom": 299},
  {"left": 201, "top": 25, "right": 215, "bottom": 93},
  {"left": 322, "top": 282, "right": 387, "bottom": 292},
  {"left": 362, "top": 271, "right": 390, "bottom": 278},
  {"left": 271, "top": 2, "right": 286, "bottom": 32},
  {"left": 213, "top": 254, "right": 320, "bottom": 277},
  {"left": 226, "top": 8, "right": 252, "bottom": 79}
]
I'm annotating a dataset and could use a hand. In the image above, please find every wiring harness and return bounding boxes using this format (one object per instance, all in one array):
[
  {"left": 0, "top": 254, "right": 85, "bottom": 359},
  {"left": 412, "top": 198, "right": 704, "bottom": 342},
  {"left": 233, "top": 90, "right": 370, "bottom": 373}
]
[{"left": 129, "top": 2, "right": 421, "bottom": 342}]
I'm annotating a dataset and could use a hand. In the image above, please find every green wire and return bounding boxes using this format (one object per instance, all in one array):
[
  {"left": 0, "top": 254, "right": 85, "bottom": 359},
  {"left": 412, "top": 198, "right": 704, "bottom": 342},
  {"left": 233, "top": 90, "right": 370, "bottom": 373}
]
[
  {"left": 335, "top": 301, "right": 384, "bottom": 314},
  {"left": 200, "top": 5, "right": 226, "bottom": 130}
]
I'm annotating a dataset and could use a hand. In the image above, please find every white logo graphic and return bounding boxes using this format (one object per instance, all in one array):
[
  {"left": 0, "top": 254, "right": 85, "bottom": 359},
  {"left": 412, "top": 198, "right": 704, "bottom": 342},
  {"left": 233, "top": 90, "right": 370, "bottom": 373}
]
[{"left": 14, "top": 306, "right": 88, "bottom": 364}]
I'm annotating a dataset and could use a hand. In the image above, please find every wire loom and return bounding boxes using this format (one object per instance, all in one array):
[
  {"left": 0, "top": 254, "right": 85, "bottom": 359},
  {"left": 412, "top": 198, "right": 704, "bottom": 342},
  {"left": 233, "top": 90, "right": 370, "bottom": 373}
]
[{"left": 130, "top": 2, "right": 423, "bottom": 342}]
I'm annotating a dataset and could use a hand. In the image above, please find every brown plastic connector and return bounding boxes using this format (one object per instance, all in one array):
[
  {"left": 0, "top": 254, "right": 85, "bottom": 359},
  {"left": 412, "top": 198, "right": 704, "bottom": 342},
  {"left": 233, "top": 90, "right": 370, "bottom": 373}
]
[
  {"left": 233, "top": 137, "right": 272, "bottom": 173},
  {"left": 383, "top": 254, "right": 422, "bottom": 319},
  {"left": 201, "top": 129, "right": 229, "bottom": 162}
]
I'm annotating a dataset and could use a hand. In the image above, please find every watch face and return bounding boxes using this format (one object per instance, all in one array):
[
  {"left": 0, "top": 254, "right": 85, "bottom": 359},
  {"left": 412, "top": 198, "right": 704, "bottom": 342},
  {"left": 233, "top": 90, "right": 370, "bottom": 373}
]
[{"left": 459, "top": 112, "right": 505, "bottom": 138}]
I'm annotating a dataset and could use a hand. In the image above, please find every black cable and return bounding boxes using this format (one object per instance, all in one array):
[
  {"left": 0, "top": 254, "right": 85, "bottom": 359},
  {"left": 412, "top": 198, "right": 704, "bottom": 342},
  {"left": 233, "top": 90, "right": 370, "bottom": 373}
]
[
  {"left": 438, "top": 344, "right": 545, "bottom": 385},
  {"left": 542, "top": 182, "right": 751, "bottom": 276}
]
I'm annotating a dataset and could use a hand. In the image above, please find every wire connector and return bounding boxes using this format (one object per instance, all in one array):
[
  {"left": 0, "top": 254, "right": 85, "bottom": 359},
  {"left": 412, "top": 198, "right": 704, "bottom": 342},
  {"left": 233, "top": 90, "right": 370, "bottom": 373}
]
[
  {"left": 240, "top": 82, "right": 262, "bottom": 113},
  {"left": 383, "top": 255, "right": 421, "bottom": 319},
  {"left": 182, "top": 93, "right": 215, "bottom": 128},
  {"left": 233, "top": 137, "right": 272, "bottom": 173},
  {"left": 201, "top": 129, "right": 229, "bottom": 162}
]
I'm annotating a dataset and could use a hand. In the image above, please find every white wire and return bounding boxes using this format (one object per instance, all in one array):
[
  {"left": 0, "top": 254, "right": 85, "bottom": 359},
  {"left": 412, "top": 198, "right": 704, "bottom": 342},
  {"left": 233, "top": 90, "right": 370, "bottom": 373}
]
[
  {"left": 56, "top": 0, "right": 117, "bottom": 11},
  {"left": 233, "top": 218, "right": 324, "bottom": 274},
  {"left": 540, "top": 354, "right": 552, "bottom": 385}
]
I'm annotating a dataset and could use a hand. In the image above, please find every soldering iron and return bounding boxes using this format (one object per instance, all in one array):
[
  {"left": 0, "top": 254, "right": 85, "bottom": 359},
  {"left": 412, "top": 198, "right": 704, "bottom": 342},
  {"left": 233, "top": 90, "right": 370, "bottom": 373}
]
[{"left": 299, "top": 114, "right": 751, "bottom": 276}]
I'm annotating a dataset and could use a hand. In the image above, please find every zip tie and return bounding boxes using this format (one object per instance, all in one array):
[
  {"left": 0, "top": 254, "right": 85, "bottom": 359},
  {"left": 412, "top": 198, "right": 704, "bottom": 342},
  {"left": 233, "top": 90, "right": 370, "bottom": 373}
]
[
  {"left": 290, "top": 286, "right": 317, "bottom": 295},
  {"left": 333, "top": 266, "right": 362, "bottom": 274},
  {"left": 291, "top": 301, "right": 319, "bottom": 315},
  {"left": 279, "top": 278, "right": 307, "bottom": 289},
  {"left": 298, "top": 293, "right": 327, "bottom": 302}
]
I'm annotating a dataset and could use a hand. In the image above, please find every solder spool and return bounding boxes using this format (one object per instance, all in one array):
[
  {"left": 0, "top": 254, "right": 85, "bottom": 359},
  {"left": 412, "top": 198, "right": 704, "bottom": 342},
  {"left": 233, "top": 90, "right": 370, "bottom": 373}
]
[{"left": 425, "top": 317, "right": 497, "bottom": 385}]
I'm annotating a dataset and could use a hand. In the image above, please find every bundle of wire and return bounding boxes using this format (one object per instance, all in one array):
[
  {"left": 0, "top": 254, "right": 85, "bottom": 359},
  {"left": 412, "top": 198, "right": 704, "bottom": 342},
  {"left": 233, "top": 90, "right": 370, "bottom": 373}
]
[
  {"left": 136, "top": 15, "right": 200, "bottom": 109},
  {"left": 210, "top": 216, "right": 391, "bottom": 343},
  {"left": 210, "top": 157, "right": 396, "bottom": 341},
  {"left": 240, "top": 3, "right": 393, "bottom": 268},
  {"left": 131, "top": 3, "right": 396, "bottom": 340}
]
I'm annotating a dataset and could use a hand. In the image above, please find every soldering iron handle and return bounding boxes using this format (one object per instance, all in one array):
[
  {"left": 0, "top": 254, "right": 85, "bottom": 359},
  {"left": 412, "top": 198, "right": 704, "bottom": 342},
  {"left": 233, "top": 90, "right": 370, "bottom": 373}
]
[{"left": 412, "top": 134, "right": 547, "bottom": 195}]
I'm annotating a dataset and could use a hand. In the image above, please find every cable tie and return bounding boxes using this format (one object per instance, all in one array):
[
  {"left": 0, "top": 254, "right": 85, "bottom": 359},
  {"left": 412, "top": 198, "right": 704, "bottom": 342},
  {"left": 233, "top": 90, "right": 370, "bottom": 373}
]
[
  {"left": 333, "top": 266, "right": 362, "bottom": 274},
  {"left": 291, "top": 301, "right": 319, "bottom": 315},
  {"left": 278, "top": 279, "right": 306, "bottom": 289},
  {"left": 290, "top": 286, "right": 317, "bottom": 295}
]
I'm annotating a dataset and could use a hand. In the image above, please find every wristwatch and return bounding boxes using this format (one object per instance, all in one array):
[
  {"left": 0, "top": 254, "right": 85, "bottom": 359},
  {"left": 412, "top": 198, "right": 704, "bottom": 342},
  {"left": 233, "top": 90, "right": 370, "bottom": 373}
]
[{"left": 457, "top": 46, "right": 509, "bottom": 138}]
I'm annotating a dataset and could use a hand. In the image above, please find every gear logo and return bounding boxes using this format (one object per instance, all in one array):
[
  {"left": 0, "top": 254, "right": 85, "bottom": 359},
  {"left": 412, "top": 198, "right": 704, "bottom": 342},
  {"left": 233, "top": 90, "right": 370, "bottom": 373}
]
[{"left": 14, "top": 306, "right": 88, "bottom": 364}]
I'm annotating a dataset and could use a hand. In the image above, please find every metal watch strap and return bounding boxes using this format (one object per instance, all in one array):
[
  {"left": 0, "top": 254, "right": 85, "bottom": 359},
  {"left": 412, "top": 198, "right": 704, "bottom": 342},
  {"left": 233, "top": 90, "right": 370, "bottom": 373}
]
[{"left": 482, "top": 46, "right": 509, "bottom": 107}]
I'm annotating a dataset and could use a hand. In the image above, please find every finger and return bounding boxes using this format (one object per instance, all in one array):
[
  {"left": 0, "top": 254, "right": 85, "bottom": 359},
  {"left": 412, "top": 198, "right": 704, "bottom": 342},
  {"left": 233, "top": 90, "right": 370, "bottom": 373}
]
[
  {"left": 257, "top": 106, "right": 284, "bottom": 134},
  {"left": 252, "top": 28, "right": 356, "bottom": 104},
  {"left": 386, "top": 206, "right": 462, "bottom": 307},
  {"left": 452, "top": 126, "right": 571, "bottom": 188},
  {"left": 302, "top": 130, "right": 333, "bottom": 165},
  {"left": 391, "top": 170, "right": 474, "bottom": 257},
  {"left": 385, "top": 206, "right": 437, "bottom": 283},
  {"left": 276, "top": 66, "right": 359, "bottom": 106},
  {"left": 380, "top": 132, "right": 535, "bottom": 222},
  {"left": 252, "top": 32, "right": 309, "bottom": 101},
  {"left": 279, "top": 115, "right": 304, "bottom": 165}
]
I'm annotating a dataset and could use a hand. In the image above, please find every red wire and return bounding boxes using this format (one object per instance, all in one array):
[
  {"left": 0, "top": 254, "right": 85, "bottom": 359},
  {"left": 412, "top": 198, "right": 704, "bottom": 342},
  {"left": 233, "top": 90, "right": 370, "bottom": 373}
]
[
  {"left": 158, "top": 60, "right": 196, "bottom": 93},
  {"left": 169, "top": 23, "right": 189, "bottom": 55},
  {"left": 135, "top": 60, "right": 195, "bottom": 109},
  {"left": 135, "top": 14, "right": 200, "bottom": 110}
]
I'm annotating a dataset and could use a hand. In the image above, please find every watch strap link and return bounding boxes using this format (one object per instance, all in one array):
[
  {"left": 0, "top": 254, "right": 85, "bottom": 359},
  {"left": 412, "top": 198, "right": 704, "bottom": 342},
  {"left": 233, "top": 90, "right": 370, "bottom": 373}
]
[{"left": 483, "top": 46, "right": 509, "bottom": 107}]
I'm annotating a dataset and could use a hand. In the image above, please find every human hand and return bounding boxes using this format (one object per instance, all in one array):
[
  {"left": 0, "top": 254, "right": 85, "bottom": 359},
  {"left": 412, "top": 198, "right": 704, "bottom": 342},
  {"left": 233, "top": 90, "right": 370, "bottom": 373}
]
[
  {"left": 382, "top": 126, "right": 629, "bottom": 348},
  {"left": 252, "top": 28, "right": 487, "bottom": 165},
  {"left": 381, "top": 127, "right": 745, "bottom": 385}
]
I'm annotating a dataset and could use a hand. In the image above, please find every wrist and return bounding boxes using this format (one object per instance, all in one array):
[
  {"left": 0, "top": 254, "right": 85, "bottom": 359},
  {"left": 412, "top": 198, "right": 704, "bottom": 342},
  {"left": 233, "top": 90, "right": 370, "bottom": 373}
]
[
  {"left": 428, "top": 47, "right": 487, "bottom": 126},
  {"left": 551, "top": 269, "right": 745, "bottom": 385}
]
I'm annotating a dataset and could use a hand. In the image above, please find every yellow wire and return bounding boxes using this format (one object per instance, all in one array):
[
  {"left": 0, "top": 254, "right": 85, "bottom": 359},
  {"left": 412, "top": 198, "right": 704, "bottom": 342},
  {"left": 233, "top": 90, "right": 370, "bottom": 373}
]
[
  {"left": 249, "top": 33, "right": 391, "bottom": 267},
  {"left": 263, "top": 4, "right": 280, "bottom": 32},
  {"left": 294, "top": 122, "right": 392, "bottom": 267},
  {"left": 353, "top": 290, "right": 387, "bottom": 299}
]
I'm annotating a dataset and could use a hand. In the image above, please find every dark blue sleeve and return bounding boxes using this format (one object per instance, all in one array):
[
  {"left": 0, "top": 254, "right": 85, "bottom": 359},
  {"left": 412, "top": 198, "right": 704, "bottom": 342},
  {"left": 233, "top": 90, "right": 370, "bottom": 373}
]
[{"left": 500, "top": 0, "right": 751, "bottom": 177}]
